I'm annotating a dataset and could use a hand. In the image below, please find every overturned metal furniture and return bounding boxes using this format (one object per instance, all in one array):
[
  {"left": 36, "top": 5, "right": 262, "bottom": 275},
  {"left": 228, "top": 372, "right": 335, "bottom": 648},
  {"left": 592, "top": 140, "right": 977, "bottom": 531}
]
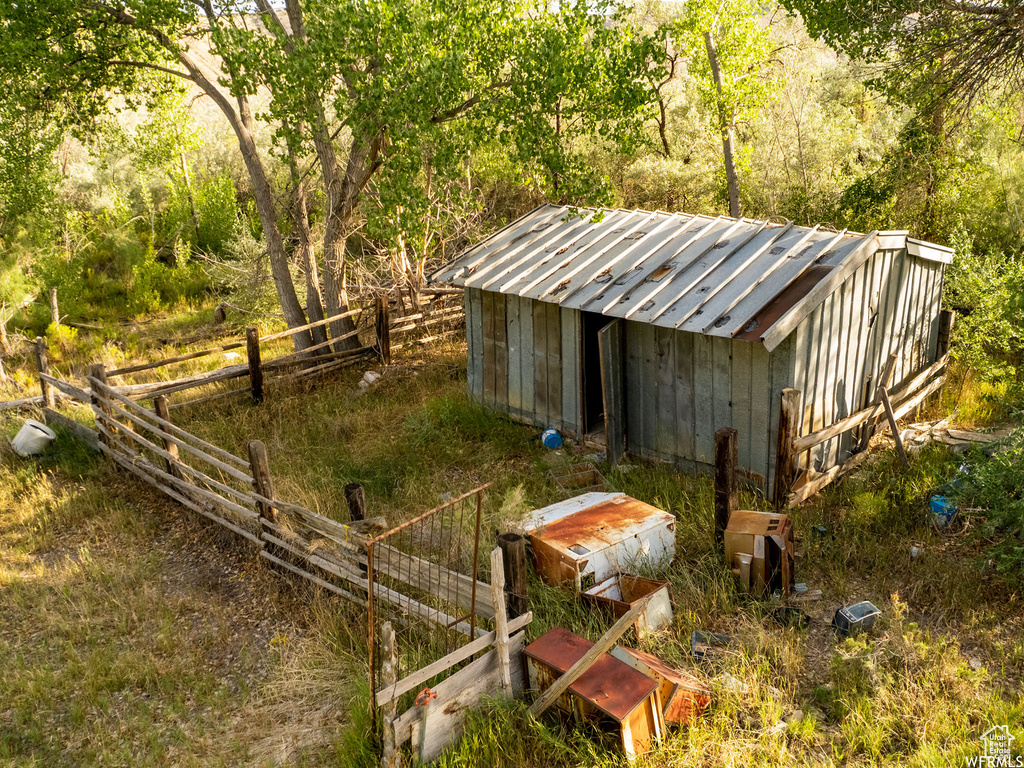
[
  {"left": 723, "top": 510, "right": 795, "bottom": 597},
  {"left": 582, "top": 573, "right": 673, "bottom": 636},
  {"left": 522, "top": 492, "right": 676, "bottom": 590},
  {"left": 524, "top": 626, "right": 665, "bottom": 760}
]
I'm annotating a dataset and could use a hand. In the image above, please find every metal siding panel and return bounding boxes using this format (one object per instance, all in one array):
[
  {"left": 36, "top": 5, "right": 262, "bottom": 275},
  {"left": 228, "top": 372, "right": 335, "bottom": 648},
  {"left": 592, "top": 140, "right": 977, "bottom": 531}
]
[
  {"left": 925, "top": 264, "right": 943, "bottom": 360},
  {"left": 655, "top": 326, "right": 677, "bottom": 459},
  {"left": 766, "top": 335, "right": 795, "bottom": 495},
  {"left": 467, "top": 288, "right": 484, "bottom": 402},
  {"left": 625, "top": 321, "right": 644, "bottom": 455},
  {"left": 506, "top": 295, "right": 522, "bottom": 416},
  {"left": 520, "top": 299, "right": 536, "bottom": 423},
  {"left": 889, "top": 249, "right": 910, "bottom": 381},
  {"left": 482, "top": 290, "right": 496, "bottom": 406},
  {"left": 748, "top": 342, "right": 772, "bottom": 490},
  {"left": 599, "top": 320, "right": 626, "bottom": 464},
  {"left": 547, "top": 302, "right": 563, "bottom": 427},
  {"left": 674, "top": 330, "right": 696, "bottom": 469},
  {"left": 533, "top": 300, "right": 549, "bottom": 424},
  {"left": 560, "top": 307, "right": 580, "bottom": 434},
  {"left": 805, "top": 304, "right": 826, "bottom": 471},
  {"left": 732, "top": 340, "right": 753, "bottom": 474},
  {"left": 494, "top": 293, "right": 509, "bottom": 412},
  {"left": 639, "top": 323, "right": 659, "bottom": 457},
  {"left": 693, "top": 333, "right": 715, "bottom": 464}
]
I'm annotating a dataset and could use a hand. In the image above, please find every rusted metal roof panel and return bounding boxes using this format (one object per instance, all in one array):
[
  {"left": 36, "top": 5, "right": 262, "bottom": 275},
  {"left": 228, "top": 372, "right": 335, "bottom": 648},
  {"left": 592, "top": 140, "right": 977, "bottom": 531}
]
[{"left": 428, "top": 204, "right": 944, "bottom": 349}]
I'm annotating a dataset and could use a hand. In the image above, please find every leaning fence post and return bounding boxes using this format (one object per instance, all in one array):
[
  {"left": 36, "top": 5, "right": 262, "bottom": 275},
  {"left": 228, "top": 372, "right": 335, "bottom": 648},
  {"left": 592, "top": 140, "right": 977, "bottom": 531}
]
[
  {"left": 246, "top": 326, "right": 264, "bottom": 404},
  {"left": 497, "top": 532, "right": 528, "bottom": 619},
  {"left": 772, "top": 388, "right": 802, "bottom": 507},
  {"left": 154, "top": 395, "right": 183, "bottom": 481},
  {"left": 374, "top": 296, "right": 391, "bottom": 366},
  {"left": 714, "top": 427, "right": 738, "bottom": 547},
  {"left": 34, "top": 337, "right": 56, "bottom": 409},
  {"left": 247, "top": 439, "right": 276, "bottom": 525},
  {"left": 381, "top": 621, "right": 400, "bottom": 768},
  {"left": 490, "top": 547, "right": 513, "bottom": 694}
]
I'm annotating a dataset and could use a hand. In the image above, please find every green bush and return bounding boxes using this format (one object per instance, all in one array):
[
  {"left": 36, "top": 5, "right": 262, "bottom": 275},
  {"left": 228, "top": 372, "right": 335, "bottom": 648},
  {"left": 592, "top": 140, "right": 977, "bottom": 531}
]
[
  {"left": 952, "top": 429, "right": 1024, "bottom": 580},
  {"left": 942, "top": 225, "right": 1024, "bottom": 384},
  {"left": 32, "top": 218, "right": 209, "bottom": 323}
]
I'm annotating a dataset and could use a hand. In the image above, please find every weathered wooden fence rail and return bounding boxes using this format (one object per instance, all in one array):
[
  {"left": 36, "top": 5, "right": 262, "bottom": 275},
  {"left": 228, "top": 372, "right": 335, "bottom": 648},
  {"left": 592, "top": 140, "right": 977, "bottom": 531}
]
[
  {"left": 11, "top": 291, "right": 463, "bottom": 413},
  {"left": 775, "top": 350, "right": 949, "bottom": 506}
]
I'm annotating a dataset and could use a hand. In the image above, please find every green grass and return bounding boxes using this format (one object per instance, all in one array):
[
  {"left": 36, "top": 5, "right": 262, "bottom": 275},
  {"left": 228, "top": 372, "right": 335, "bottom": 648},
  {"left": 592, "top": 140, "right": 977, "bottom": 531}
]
[{"left": 3, "top": 325, "right": 1023, "bottom": 767}]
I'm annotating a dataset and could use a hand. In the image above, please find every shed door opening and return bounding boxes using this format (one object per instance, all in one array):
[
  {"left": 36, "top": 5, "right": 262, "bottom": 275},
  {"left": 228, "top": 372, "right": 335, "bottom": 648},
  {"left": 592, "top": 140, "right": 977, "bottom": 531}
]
[{"left": 581, "top": 311, "right": 616, "bottom": 435}]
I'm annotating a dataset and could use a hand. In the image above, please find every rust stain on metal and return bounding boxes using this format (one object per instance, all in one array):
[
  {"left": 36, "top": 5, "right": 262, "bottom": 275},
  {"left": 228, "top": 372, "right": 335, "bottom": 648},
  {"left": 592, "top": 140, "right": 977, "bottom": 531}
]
[
  {"left": 524, "top": 627, "right": 658, "bottom": 722},
  {"left": 734, "top": 265, "right": 833, "bottom": 341},
  {"left": 532, "top": 497, "right": 670, "bottom": 552}
]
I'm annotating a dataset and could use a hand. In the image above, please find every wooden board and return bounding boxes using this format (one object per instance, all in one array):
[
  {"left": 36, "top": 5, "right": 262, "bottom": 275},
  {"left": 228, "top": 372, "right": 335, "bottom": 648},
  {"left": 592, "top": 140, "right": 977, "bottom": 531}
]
[
  {"left": 391, "top": 631, "right": 527, "bottom": 761},
  {"left": 599, "top": 319, "right": 625, "bottom": 466}
]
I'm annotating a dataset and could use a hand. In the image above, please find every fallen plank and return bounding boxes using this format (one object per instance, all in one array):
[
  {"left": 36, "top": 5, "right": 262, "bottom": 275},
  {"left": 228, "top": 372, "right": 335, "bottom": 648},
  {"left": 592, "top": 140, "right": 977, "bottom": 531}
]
[
  {"left": 528, "top": 596, "right": 650, "bottom": 717},
  {"left": 0, "top": 395, "right": 43, "bottom": 411}
]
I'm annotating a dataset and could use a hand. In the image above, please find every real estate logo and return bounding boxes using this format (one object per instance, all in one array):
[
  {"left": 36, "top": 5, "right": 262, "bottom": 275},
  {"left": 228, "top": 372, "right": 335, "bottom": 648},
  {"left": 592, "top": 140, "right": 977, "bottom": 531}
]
[{"left": 967, "top": 726, "right": 1019, "bottom": 767}]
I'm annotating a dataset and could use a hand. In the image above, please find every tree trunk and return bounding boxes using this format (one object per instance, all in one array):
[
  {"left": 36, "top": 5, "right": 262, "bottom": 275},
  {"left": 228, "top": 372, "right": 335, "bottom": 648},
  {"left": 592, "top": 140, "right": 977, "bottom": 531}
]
[
  {"left": 179, "top": 147, "right": 200, "bottom": 246},
  {"left": 167, "top": 35, "right": 314, "bottom": 352},
  {"left": 705, "top": 31, "right": 742, "bottom": 219},
  {"left": 284, "top": 127, "right": 328, "bottom": 349}
]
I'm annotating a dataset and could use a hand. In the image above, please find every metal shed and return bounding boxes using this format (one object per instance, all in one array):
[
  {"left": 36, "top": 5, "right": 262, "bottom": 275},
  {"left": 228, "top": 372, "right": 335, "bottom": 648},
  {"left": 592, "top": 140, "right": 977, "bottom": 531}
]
[{"left": 430, "top": 204, "right": 953, "bottom": 498}]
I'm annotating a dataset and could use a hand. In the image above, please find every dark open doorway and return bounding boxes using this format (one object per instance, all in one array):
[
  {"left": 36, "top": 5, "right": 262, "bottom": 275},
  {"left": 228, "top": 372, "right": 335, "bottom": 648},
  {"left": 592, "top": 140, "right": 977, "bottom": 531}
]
[{"left": 580, "top": 310, "right": 616, "bottom": 436}]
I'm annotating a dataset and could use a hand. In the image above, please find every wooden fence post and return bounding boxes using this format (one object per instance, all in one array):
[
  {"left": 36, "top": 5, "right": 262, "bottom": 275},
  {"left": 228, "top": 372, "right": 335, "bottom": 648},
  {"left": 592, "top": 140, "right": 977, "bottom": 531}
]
[
  {"left": 772, "top": 388, "right": 802, "bottom": 507},
  {"left": 879, "top": 385, "right": 910, "bottom": 470},
  {"left": 34, "top": 337, "right": 56, "bottom": 409},
  {"left": 49, "top": 287, "right": 59, "bottom": 328},
  {"left": 247, "top": 439, "right": 276, "bottom": 525},
  {"left": 89, "top": 363, "right": 110, "bottom": 447},
  {"left": 246, "top": 326, "right": 263, "bottom": 404},
  {"left": 381, "top": 621, "right": 400, "bottom": 768},
  {"left": 153, "top": 395, "right": 183, "bottom": 481},
  {"left": 345, "top": 483, "right": 367, "bottom": 522},
  {"left": 497, "top": 532, "right": 528, "bottom": 619},
  {"left": 375, "top": 296, "right": 391, "bottom": 366},
  {"left": 937, "top": 309, "right": 956, "bottom": 358},
  {"left": 490, "top": 547, "right": 513, "bottom": 693},
  {"left": 714, "top": 427, "right": 738, "bottom": 548}
]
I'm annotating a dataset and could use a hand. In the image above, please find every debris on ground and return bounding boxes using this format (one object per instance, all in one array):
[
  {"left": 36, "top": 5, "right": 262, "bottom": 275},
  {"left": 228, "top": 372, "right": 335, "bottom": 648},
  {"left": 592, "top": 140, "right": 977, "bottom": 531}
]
[
  {"left": 832, "top": 601, "right": 881, "bottom": 636},
  {"left": 898, "top": 420, "right": 1013, "bottom": 453}
]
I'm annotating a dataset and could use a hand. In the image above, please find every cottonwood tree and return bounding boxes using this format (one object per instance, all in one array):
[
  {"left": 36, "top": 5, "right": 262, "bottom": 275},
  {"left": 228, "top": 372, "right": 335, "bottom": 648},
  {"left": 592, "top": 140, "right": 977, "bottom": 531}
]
[
  {"left": 639, "top": 0, "right": 780, "bottom": 217},
  {"left": 0, "top": 0, "right": 657, "bottom": 350}
]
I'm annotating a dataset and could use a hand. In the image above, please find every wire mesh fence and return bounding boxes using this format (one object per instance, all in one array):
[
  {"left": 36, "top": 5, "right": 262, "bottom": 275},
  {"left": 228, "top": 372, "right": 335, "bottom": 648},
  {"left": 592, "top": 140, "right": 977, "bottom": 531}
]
[{"left": 366, "top": 484, "right": 490, "bottom": 725}]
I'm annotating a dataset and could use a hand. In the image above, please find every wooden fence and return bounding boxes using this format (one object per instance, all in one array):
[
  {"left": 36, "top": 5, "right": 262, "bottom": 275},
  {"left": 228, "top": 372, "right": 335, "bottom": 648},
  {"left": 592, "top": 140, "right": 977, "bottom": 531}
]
[
  {"left": 774, "top": 349, "right": 949, "bottom": 506},
  {"left": 30, "top": 290, "right": 465, "bottom": 413}
]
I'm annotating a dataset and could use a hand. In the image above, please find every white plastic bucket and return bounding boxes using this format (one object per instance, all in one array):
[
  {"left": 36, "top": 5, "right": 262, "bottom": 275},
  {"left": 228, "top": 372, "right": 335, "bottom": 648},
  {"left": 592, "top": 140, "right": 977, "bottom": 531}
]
[{"left": 12, "top": 419, "right": 57, "bottom": 457}]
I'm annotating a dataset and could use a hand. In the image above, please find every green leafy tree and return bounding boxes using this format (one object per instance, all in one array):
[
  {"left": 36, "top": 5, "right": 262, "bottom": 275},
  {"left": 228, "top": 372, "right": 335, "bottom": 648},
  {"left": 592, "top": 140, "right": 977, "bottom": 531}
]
[
  {"left": 0, "top": 0, "right": 658, "bottom": 349},
  {"left": 641, "top": 0, "right": 781, "bottom": 217}
]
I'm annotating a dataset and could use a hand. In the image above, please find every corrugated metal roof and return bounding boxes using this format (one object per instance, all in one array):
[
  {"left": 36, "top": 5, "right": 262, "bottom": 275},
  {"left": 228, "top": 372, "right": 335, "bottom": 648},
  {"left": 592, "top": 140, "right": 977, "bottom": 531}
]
[{"left": 430, "top": 204, "right": 912, "bottom": 350}]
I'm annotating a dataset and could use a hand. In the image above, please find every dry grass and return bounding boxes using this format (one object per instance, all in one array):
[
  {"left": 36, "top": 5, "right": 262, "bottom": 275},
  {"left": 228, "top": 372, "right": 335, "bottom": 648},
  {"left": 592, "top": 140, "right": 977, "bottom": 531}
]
[{"left": 3, "top": 315, "right": 1023, "bottom": 766}]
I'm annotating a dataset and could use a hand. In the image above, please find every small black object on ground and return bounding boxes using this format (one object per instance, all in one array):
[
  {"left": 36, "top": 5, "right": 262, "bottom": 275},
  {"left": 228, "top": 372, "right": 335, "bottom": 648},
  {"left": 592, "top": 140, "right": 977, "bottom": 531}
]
[
  {"left": 832, "top": 601, "right": 881, "bottom": 636},
  {"left": 772, "top": 606, "right": 811, "bottom": 629}
]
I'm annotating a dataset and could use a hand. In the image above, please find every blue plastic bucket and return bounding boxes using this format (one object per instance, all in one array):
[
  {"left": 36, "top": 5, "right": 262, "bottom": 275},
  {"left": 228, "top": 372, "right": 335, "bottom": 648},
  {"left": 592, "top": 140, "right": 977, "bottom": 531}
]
[
  {"left": 930, "top": 494, "right": 958, "bottom": 527},
  {"left": 541, "top": 428, "right": 563, "bottom": 450}
]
